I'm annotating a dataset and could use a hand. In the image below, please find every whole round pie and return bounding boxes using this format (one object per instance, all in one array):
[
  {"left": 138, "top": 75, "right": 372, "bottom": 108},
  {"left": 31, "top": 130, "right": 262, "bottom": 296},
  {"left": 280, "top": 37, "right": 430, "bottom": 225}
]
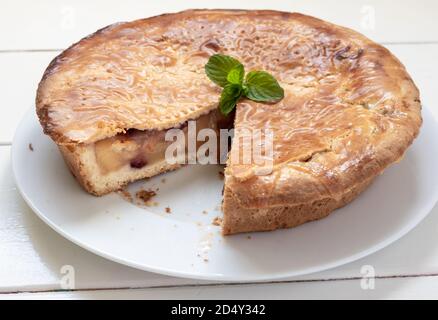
[{"left": 36, "top": 10, "right": 422, "bottom": 235}]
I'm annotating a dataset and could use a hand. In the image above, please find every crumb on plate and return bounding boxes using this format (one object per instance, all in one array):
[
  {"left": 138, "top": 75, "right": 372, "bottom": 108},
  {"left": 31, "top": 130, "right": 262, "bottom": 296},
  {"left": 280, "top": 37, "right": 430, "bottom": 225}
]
[
  {"left": 117, "top": 189, "right": 133, "bottom": 203},
  {"left": 136, "top": 189, "right": 157, "bottom": 205},
  {"left": 212, "top": 216, "right": 223, "bottom": 226}
]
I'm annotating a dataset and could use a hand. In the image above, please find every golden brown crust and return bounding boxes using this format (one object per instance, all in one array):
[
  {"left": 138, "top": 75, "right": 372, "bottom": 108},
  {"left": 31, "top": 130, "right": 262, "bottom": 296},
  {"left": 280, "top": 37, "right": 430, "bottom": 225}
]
[
  {"left": 59, "top": 144, "right": 182, "bottom": 196},
  {"left": 36, "top": 10, "right": 422, "bottom": 234},
  {"left": 221, "top": 12, "right": 421, "bottom": 208},
  {"left": 222, "top": 174, "right": 375, "bottom": 235},
  {"left": 36, "top": 9, "right": 420, "bottom": 146}
]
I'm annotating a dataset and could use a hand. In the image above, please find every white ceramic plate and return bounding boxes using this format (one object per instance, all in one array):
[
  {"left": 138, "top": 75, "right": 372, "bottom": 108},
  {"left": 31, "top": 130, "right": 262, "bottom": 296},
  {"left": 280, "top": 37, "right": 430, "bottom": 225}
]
[{"left": 12, "top": 107, "right": 438, "bottom": 281}]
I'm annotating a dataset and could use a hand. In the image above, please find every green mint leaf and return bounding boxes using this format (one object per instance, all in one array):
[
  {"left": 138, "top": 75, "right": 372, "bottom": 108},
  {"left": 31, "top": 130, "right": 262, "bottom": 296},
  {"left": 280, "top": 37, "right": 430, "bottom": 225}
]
[
  {"left": 227, "top": 64, "right": 244, "bottom": 85},
  {"left": 219, "top": 84, "right": 242, "bottom": 116},
  {"left": 204, "top": 54, "right": 284, "bottom": 116},
  {"left": 244, "top": 71, "right": 284, "bottom": 102},
  {"left": 205, "top": 54, "right": 243, "bottom": 87}
]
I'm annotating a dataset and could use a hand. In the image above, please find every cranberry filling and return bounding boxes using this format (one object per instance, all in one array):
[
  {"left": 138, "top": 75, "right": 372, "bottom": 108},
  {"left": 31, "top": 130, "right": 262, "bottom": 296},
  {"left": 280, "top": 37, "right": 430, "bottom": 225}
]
[{"left": 130, "top": 156, "right": 148, "bottom": 169}]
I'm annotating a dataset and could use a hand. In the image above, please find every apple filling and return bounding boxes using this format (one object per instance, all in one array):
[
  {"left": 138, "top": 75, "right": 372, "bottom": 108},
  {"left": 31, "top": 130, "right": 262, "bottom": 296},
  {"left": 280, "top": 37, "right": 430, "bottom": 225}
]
[{"left": 94, "top": 110, "right": 233, "bottom": 175}]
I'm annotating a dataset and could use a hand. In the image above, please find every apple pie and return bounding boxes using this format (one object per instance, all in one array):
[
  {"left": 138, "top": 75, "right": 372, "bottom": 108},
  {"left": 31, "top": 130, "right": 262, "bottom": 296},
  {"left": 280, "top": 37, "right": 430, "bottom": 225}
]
[{"left": 36, "top": 10, "right": 422, "bottom": 234}]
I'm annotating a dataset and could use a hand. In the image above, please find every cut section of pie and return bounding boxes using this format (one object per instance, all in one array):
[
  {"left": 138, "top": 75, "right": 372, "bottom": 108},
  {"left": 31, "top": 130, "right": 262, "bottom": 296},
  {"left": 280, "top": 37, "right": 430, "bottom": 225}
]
[{"left": 36, "top": 10, "right": 422, "bottom": 234}]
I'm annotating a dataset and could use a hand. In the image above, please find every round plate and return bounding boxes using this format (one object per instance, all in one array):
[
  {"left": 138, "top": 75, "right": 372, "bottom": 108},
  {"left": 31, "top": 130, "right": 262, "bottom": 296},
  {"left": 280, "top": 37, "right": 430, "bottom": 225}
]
[{"left": 12, "top": 107, "right": 438, "bottom": 281}]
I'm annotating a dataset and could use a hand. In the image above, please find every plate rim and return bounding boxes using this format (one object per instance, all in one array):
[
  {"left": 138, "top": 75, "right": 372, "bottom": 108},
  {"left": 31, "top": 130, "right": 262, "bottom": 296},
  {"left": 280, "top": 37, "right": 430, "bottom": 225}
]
[{"left": 11, "top": 106, "right": 438, "bottom": 282}]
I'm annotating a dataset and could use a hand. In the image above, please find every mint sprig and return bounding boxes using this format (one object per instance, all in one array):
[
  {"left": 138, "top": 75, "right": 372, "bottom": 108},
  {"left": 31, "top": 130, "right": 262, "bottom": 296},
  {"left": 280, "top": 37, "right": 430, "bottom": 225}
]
[
  {"left": 205, "top": 54, "right": 242, "bottom": 87},
  {"left": 219, "top": 84, "right": 242, "bottom": 115},
  {"left": 205, "top": 54, "right": 284, "bottom": 115}
]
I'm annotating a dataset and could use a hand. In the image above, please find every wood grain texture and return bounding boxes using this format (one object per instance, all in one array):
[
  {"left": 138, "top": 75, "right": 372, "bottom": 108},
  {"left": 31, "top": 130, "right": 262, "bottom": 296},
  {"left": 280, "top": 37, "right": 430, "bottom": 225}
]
[
  {"left": 0, "top": 51, "right": 59, "bottom": 143},
  {"left": 1, "top": 145, "right": 438, "bottom": 294},
  {"left": 1, "top": 1, "right": 438, "bottom": 298},
  {"left": 1, "top": 0, "right": 438, "bottom": 51},
  {"left": 2, "top": 275, "right": 438, "bottom": 299}
]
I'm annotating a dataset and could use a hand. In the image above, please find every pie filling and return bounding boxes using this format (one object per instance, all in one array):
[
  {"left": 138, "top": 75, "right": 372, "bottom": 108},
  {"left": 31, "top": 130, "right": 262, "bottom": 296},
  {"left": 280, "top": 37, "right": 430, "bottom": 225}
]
[{"left": 94, "top": 110, "right": 233, "bottom": 175}]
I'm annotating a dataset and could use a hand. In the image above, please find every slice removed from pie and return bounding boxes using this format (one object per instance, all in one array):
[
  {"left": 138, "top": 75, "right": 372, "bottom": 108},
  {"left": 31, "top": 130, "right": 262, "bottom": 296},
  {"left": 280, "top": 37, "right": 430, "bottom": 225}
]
[{"left": 36, "top": 10, "right": 422, "bottom": 235}]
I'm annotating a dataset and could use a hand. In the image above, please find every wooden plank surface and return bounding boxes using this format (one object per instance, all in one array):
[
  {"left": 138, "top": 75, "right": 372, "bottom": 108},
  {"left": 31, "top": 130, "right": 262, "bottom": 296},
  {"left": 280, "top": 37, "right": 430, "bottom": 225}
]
[
  {"left": 0, "top": 51, "right": 58, "bottom": 144},
  {"left": 1, "top": 145, "right": 438, "bottom": 293},
  {"left": 2, "top": 275, "right": 438, "bottom": 299},
  {"left": 1, "top": 0, "right": 438, "bottom": 298},
  {"left": 1, "top": 0, "right": 438, "bottom": 51}
]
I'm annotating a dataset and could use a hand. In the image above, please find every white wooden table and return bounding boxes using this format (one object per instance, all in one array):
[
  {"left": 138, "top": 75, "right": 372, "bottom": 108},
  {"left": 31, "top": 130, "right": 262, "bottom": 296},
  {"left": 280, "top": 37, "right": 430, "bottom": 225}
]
[{"left": 1, "top": 0, "right": 438, "bottom": 299}]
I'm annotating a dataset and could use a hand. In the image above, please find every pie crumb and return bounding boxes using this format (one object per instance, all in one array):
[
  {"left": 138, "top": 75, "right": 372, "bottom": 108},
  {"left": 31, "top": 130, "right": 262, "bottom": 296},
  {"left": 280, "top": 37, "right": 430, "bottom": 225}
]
[
  {"left": 28, "top": 143, "right": 34, "bottom": 151},
  {"left": 117, "top": 189, "right": 133, "bottom": 203},
  {"left": 136, "top": 189, "right": 157, "bottom": 206},
  {"left": 165, "top": 207, "right": 171, "bottom": 214},
  {"left": 212, "top": 217, "right": 223, "bottom": 226},
  {"left": 202, "top": 210, "right": 208, "bottom": 215}
]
